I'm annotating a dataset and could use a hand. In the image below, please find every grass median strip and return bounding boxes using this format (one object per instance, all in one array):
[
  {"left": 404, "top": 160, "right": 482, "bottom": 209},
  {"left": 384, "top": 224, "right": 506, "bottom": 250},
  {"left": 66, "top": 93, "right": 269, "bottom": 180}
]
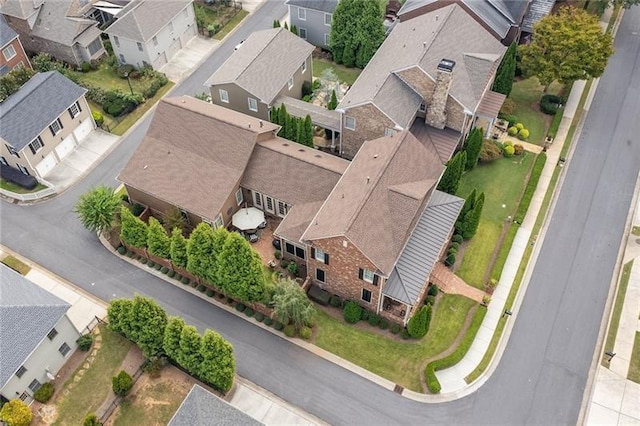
[
  {"left": 1, "top": 255, "right": 31, "bottom": 275},
  {"left": 628, "top": 332, "right": 640, "bottom": 383},
  {"left": 602, "top": 260, "right": 633, "bottom": 367}
]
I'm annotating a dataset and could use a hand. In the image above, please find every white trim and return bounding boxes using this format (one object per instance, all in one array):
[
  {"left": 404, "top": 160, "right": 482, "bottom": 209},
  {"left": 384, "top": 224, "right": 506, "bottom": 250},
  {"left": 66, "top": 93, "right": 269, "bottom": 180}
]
[
  {"left": 344, "top": 116, "right": 355, "bottom": 130},
  {"left": 2, "top": 44, "right": 17, "bottom": 61},
  {"left": 324, "top": 12, "right": 332, "bottom": 26},
  {"left": 219, "top": 89, "right": 229, "bottom": 103},
  {"left": 324, "top": 33, "right": 330, "bottom": 46},
  {"left": 362, "top": 268, "right": 375, "bottom": 283},
  {"left": 235, "top": 188, "right": 243, "bottom": 205},
  {"left": 298, "top": 7, "right": 306, "bottom": 20},
  {"left": 248, "top": 97, "right": 258, "bottom": 112}
]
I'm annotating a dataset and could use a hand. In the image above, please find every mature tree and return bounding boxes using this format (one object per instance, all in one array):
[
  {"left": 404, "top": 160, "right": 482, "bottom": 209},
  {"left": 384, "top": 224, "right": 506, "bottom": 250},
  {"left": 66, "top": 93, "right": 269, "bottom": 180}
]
[
  {"left": 163, "top": 316, "right": 186, "bottom": 361},
  {"left": 119, "top": 206, "right": 148, "bottom": 248},
  {"left": 207, "top": 227, "right": 229, "bottom": 285},
  {"left": 437, "top": 151, "right": 467, "bottom": 195},
  {"left": 277, "top": 104, "right": 288, "bottom": 127},
  {"left": 127, "top": 295, "right": 167, "bottom": 357},
  {"left": 170, "top": 227, "right": 188, "bottom": 269},
  {"left": 177, "top": 325, "right": 203, "bottom": 375},
  {"left": 0, "top": 66, "right": 36, "bottom": 101},
  {"left": 464, "top": 128, "right": 484, "bottom": 170},
  {"left": 492, "top": 42, "right": 517, "bottom": 97},
  {"left": 327, "top": 89, "right": 338, "bottom": 110},
  {"left": 107, "top": 298, "right": 133, "bottom": 336},
  {"left": 217, "top": 232, "right": 266, "bottom": 302},
  {"left": 330, "top": 0, "right": 385, "bottom": 68},
  {"left": 520, "top": 6, "right": 613, "bottom": 90},
  {"left": 186, "top": 222, "right": 216, "bottom": 280},
  {"left": 296, "top": 115, "right": 313, "bottom": 147},
  {"left": 75, "top": 186, "right": 121, "bottom": 233},
  {"left": 161, "top": 206, "right": 186, "bottom": 234},
  {"left": 199, "top": 329, "right": 236, "bottom": 393},
  {"left": 0, "top": 399, "right": 32, "bottom": 426},
  {"left": 407, "top": 305, "right": 432, "bottom": 338},
  {"left": 460, "top": 192, "right": 485, "bottom": 240},
  {"left": 272, "top": 279, "right": 316, "bottom": 330},
  {"left": 147, "top": 217, "right": 171, "bottom": 258}
]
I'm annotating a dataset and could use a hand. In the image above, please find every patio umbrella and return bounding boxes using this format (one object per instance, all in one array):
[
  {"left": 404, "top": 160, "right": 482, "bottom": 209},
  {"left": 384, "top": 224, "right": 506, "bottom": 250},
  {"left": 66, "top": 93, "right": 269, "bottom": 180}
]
[{"left": 232, "top": 207, "right": 265, "bottom": 231}]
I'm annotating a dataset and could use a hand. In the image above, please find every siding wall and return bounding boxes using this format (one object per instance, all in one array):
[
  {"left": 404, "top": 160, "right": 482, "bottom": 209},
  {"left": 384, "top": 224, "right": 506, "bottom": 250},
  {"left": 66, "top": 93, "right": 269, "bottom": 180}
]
[
  {"left": 210, "top": 83, "right": 270, "bottom": 121},
  {"left": 0, "top": 36, "right": 30, "bottom": 73},
  {"left": 288, "top": 5, "right": 332, "bottom": 48}
]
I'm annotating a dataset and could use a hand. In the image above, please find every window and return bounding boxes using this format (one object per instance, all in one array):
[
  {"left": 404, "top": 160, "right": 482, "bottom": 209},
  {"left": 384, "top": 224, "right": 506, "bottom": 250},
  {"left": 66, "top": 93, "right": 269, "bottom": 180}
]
[
  {"left": 253, "top": 191, "right": 262, "bottom": 207},
  {"left": 265, "top": 196, "right": 274, "bottom": 212},
  {"left": 299, "top": 27, "right": 307, "bottom": 39},
  {"left": 298, "top": 7, "right": 306, "bottom": 20},
  {"left": 87, "top": 37, "right": 102, "bottom": 56},
  {"left": 301, "top": 59, "right": 306, "bottom": 73},
  {"left": 313, "top": 248, "right": 329, "bottom": 264},
  {"left": 47, "top": 327, "right": 58, "bottom": 340},
  {"left": 316, "top": 268, "right": 325, "bottom": 282},
  {"left": 114, "top": 36, "right": 120, "bottom": 47},
  {"left": 235, "top": 188, "right": 243, "bottom": 205},
  {"left": 17, "top": 164, "right": 29, "bottom": 175},
  {"left": 219, "top": 89, "right": 229, "bottom": 103},
  {"left": 324, "top": 13, "right": 332, "bottom": 26},
  {"left": 15, "top": 366, "right": 27, "bottom": 378},
  {"left": 119, "top": 53, "right": 125, "bottom": 63},
  {"left": 362, "top": 288, "right": 372, "bottom": 303},
  {"left": 287, "top": 77, "right": 293, "bottom": 90},
  {"left": 359, "top": 268, "right": 378, "bottom": 285},
  {"left": 213, "top": 214, "right": 223, "bottom": 229},
  {"left": 345, "top": 117, "right": 355, "bottom": 130},
  {"left": 295, "top": 246, "right": 305, "bottom": 259},
  {"left": 68, "top": 102, "right": 80, "bottom": 118},
  {"left": 277, "top": 201, "right": 288, "bottom": 216},
  {"left": 385, "top": 128, "right": 396, "bottom": 137},
  {"left": 419, "top": 102, "right": 426, "bottom": 112},
  {"left": 3, "top": 44, "right": 17, "bottom": 61},
  {"left": 153, "top": 36, "right": 158, "bottom": 47},
  {"left": 0, "top": 156, "right": 7, "bottom": 165},
  {"left": 19, "top": 392, "right": 29, "bottom": 401},
  {"left": 324, "top": 33, "right": 330, "bottom": 46},
  {"left": 6, "top": 144, "right": 20, "bottom": 158},
  {"left": 59, "top": 342, "right": 71, "bottom": 356},
  {"left": 285, "top": 242, "right": 295, "bottom": 256},
  {"left": 28, "top": 136, "right": 44, "bottom": 155},
  {"left": 29, "top": 379, "right": 42, "bottom": 393},
  {"left": 137, "top": 42, "right": 143, "bottom": 51},
  {"left": 248, "top": 97, "right": 258, "bottom": 112},
  {"left": 49, "top": 118, "right": 63, "bottom": 135}
]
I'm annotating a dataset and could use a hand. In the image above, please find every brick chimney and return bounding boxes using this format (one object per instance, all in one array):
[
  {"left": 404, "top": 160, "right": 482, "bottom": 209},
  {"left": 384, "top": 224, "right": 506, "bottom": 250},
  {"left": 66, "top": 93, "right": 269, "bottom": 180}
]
[{"left": 425, "top": 59, "right": 455, "bottom": 130}]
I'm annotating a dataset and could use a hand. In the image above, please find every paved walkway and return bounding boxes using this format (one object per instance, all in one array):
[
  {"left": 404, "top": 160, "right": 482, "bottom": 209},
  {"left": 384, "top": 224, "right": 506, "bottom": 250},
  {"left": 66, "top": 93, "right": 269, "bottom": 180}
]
[{"left": 431, "top": 263, "right": 486, "bottom": 303}]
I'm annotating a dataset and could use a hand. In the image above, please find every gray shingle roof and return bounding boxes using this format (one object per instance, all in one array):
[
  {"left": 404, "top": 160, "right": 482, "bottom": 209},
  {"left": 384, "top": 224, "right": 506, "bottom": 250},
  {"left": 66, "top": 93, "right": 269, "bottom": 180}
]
[
  {"left": 205, "top": 28, "right": 315, "bottom": 105},
  {"left": 168, "top": 385, "right": 263, "bottom": 426},
  {"left": 383, "top": 190, "right": 464, "bottom": 305},
  {"left": 104, "top": 0, "right": 192, "bottom": 42},
  {"left": 0, "top": 0, "right": 40, "bottom": 19},
  {"left": 0, "top": 264, "right": 71, "bottom": 389},
  {"left": 0, "top": 71, "right": 86, "bottom": 151},
  {"left": 284, "top": 0, "right": 338, "bottom": 13},
  {"left": 0, "top": 15, "right": 18, "bottom": 47},
  {"left": 28, "top": 0, "right": 100, "bottom": 46}
]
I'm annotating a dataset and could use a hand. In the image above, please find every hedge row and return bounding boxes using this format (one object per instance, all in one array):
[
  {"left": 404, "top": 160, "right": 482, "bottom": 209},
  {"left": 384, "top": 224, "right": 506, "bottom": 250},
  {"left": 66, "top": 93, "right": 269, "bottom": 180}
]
[{"left": 514, "top": 153, "right": 547, "bottom": 223}]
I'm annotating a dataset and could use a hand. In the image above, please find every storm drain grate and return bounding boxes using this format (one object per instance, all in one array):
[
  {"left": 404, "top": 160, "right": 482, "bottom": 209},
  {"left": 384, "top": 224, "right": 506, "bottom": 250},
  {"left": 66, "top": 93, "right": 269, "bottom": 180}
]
[{"left": 393, "top": 384, "right": 404, "bottom": 394}]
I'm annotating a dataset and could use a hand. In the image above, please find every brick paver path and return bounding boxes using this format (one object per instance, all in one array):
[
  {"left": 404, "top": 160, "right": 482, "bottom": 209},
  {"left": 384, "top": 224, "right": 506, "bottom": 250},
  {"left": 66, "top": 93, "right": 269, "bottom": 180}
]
[{"left": 431, "top": 263, "right": 486, "bottom": 303}]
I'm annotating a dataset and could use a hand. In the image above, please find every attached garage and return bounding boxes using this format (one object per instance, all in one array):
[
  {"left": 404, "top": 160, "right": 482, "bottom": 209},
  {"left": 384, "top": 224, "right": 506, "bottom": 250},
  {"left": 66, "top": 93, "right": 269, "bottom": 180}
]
[
  {"left": 166, "top": 38, "right": 182, "bottom": 61},
  {"left": 153, "top": 52, "right": 168, "bottom": 69},
  {"left": 55, "top": 134, "right": 76, "bottom": 160},
  {"left": 35, "top": 152, "right": 58, "bottom": 177},
  {"left": 73, "top": 119, "right": 93, "bottom": 142},
  {"left": 180, "top": 25, "right": 196, "bottom": 47}
]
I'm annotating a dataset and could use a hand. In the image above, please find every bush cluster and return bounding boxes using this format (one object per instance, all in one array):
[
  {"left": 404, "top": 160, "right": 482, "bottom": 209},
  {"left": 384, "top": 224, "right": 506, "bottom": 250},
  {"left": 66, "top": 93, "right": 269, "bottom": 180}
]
[
  {"left": 299, "top": 326, "right": 312, "bottom": 340},
  {"left": 77, "top": 334, "right": 94, "bottom": 351},
  {"left": 112, "top": 370, "right": 133, "bottom": 396},
  {"left": 33, "top": 382, "right": 55, "bottom": 403},
  {"left": 343, "top": 301, "right": 362, "bottom": 324},
  {"left": 540, "top": 94, "right": 562, "bottom": 115},
  {"left": 329, "top": 295, "right": 342, "bottom": 308}
]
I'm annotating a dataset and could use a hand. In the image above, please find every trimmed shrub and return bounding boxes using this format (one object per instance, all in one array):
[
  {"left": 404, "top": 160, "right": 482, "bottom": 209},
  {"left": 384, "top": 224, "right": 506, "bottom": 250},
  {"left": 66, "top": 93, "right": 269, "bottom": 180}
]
[
  {"left": 117, "top": 246, "right": 126, "bottom": 255},
  {"left": 503, "top": 144, "right": 515, "bottom": 157},
  {"left": 274, "top": 321, "right": 284, "bottom": 331},
  {"left": 112, "top": 370, "right": 133, "bottom": 396},
  {"left": 302, "top": 80, "right": 313, "bottom": 97},
  {"left": 161, "top": 266, "right": 169, "bottom": 274},
  {"left": 83, "top": 413, "right": 100, "bottom": 426},
  {"left": 499, "top": 98, "right": 516, "bottom": 115},
  {"left": 400, "top": 329, "right": 411, "bottom": 339},
  {"left": 444, "top": 253, "right": 456, "bottom": 267},
  {"left": 33, "top": 382, "right": 54, "bottom": 403},
  {"left": 514, "top": 144, "right": 524, "bottom": 155},
  {"left": 517, "top": 129, "right": 530, "bottom": 140},
  {"left": 254, "top": 312, "right": 265, "bottom": 322},
  {"left": 329, "top": 295, "right": 342, "bottom": 308},
  {"left": 360, "top": 310, "right": 370, "bottom": 321},
  {"left": 449, "top": 242, "right": 460, "bottom": 251},
  {"left": 479, "top": 140, "right": 503, "bottom": 163},
  {"left": 77, "top": 334, "right": 94, "bottom": 351},
  {"left": 174, "top": 274, "right": 182, "bottom": 281},
  {"left": 502, "top": 114, "right": 519, "bottom": 127},
  {"left": 378, "top": 319, "right": 389, "bottom": 330},
  {"left": 244, "top": 308, "right": 255, "bottom": 317},
  {"left": 428, "top": 285, "right": 439, "bottom": 297},
  {"left": 299, "top": 326, "right": 312, "bottom": 340},
  {"left": 343, "top": 301, "right": 362, "bottom": 324},
  {"left": 264, "top": 317, "right": 274, "bottom": 326},
  {"left": 147, "top": 261, "right": 155, "bottom": 268},
  {"left": 235, "top": 303, "right": 246, "bottom": 312},
  {"left": 426, "top": 364, "right": 441, "bottom": 393},
  {"left": 507, "top": 126, "right": 518, "bottom": 136},
  {"left": 132, "top": 203, "right": 145, "bottom": 217},
  {"left": 308, "top": 285, "right": 331, "bottom": 305},
  {"left": 274, "top": 250, "right": 281, "bottom": 259},
  {"left": 447, "top": 247, "right": 458, "bottom": 256},
  {"left": 140, "top": 257, "right": 148, "bottom": 265},
  {"left": 181, "top": 277, "right": 190, "bottom": 285},
  {"left": 452, "top": 234, "right": 463, "bottom": 244},
  {"left": 391, "top": 323, "right": 402, "bottom": 334},
  {"left": 540, "top": 94, "right": 562, "bottom": 115},
  {"left": 426, "top": 295, "right": 436, "bottom": 306},
  {"left": 280, "top": 259, "right": 289, "bottom": 268},
  {"left": 92, "top": 110, "right": 104, "bottom": 126},
  {"left": 283, "top": 324, "right": 296, "bottom": 337},
  {"left": 287, "top": 261, "right": 299, "bottom": 277},
  {"left": 154, "top": 263, "right": 162, "bottom": 271},
  {"left": 197, "top": 284, "right": 206, "bottom": 293},
  {"left": 514, "top": 153, "right": 547, "bottom": 223},
  {"left": 407, "top": 305, "right": 432, "bottom": 338},
  {"left": 368, "top": 314, "right": 381, "bottom": 326},
  {"left": 126, "top": 251, "right": 134, "bottom": 258},
  {"left": 515, "top": 123, "right": 524, "bottom": 130}
]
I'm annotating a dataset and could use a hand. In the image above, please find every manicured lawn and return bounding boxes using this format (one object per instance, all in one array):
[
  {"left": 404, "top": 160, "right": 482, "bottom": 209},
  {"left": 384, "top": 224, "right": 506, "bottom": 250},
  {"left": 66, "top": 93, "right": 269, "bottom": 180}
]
[
  {"left": 0, "top": 178, "right": 47, "bottom": 194},
  {"left": 77, "top": 63, "right": 156, "bottom": 94},
  {"left": 456, "top": 153, "right": 536, "bottom": 289},
  {"left": 628, "top": 332, "right": 640, "bottom": 384},
  {"left": 602, "top": 260, "right": 633, "bottom": 367},
  {"left": 509, "top": 78, "right": 563, "bottom": 145},
  {"left": 314, "top": 294, "right": 477, "bottom": 392},
  {"left": 53, "top": 325, "right": 133, "bottom": 426},
  {"left": 313, "top": 57, "right": 362, "bottom": 86},
  {"left": 214, "top": 9, "right": 249, "bottom": 40},
  {"left": 1, "top": 255, "right": 31, "bottom": 275}
]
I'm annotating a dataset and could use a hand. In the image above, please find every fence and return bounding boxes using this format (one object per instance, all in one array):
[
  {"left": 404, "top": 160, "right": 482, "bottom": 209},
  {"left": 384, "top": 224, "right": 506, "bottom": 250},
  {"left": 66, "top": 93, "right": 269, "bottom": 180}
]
[
  {"left": 0, "top": 184, "right": 56, "bottom": 202},
  {"left": 98, "top": 363, "right": 145, "bottom": 424},
  {"left": 81, "top": 315, "right": 102, "bottom": 335}
]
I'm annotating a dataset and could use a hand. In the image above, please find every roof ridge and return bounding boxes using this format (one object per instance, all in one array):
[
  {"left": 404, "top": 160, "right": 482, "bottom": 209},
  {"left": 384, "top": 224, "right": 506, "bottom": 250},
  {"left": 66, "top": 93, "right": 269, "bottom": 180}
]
[
  {"left": 417, "top": 4, "right": 456, "bottom": 65},
  {"left": 237, "top": 27, "right": 282, "bottom": 83},
  {"left": 0, "top": 71, "right": 52, "bottom": 116}
]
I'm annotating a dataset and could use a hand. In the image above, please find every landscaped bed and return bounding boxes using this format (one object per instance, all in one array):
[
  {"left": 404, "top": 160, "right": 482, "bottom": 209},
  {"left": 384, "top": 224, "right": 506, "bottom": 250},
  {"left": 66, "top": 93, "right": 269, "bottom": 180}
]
[
  {"left": 508, "top": 77, "right": 563, "bottom": 145},
  {"left": 0, "top": 255, "right": 31, "bottom": 275},
  {"left": 194, "top": 1, "right": 248, "bottom": 39},
  {"left": 312, "top": 57, "right": 362, "bottom": 86},
  {"left": 0, "top": 178, "right": 47, "bottom": 194}
]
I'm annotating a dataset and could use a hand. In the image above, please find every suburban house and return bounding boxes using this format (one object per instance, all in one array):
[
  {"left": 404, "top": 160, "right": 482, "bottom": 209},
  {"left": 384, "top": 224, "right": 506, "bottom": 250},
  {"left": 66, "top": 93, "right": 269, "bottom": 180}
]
[
  {"left": 119, "top": 96, "right": 463, "bottom": 325},
  {"left": 169, "top": 385, "right": 262, "bottom": 426},
  {"left": 0, "top": 264, "right": 80, "bottom": 404},
  {"left": 0, "top": 71, "right": 95, "bottom": 179},
  {"left": 205, "top": 27, "right": 315, "bottom": 122},
  {"left": 0, "top": 0, "right": 105, "bottom": 66},
  {"left": 337, "top": 3, "right": 507, "bottom": 159},
  {"left": 104, "top": 0, "right": 197, "bottom": 69},
  {"left": 0, "top": 15, "right": 30, "bottom": 75},
  {"left": 285, "top": 0, "right": 337, "bottom": 48}
]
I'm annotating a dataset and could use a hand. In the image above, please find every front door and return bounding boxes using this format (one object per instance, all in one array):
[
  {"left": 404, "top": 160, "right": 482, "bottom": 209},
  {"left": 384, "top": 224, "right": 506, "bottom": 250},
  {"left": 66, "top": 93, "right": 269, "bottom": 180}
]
[{"left": 253, "top": 191, "right": 263, "bottom": 209}]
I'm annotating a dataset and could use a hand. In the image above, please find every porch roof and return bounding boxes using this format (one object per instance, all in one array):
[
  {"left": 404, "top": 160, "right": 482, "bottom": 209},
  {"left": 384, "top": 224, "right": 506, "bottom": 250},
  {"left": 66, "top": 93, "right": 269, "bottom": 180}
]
[
  {"left": 409, "top": 120, "right": 461, "bottom": 164},
  {"left": 475, "top": 90, "right": 506, "bottom": 119},
  {"left": 383, "top": 190, "right": 464, "bottom": 305},
  {"left": 274, "top": 95, "right": 341, "bottom": 131},
  {"left": 274, "top": 200, "right": 323, "bottom": 243}
]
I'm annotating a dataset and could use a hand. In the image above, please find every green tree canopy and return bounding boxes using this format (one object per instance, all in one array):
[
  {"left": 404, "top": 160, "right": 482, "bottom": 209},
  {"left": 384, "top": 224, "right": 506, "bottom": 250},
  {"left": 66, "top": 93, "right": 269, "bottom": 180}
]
[
  {"left": 126, "top": 295, "right": 168, "bottom": 357},
  {"left": 199, "top": 329, "right": 236, "bottom": 392},
  {"left": 186, "top": 222, "right": 216, "bottom": 280},
  {"left": 119, "top": 206, "right": 148, "bottom": 248},
  {"left": 272, "top": 278, "right": 316, "bottom": 329},
  {"left": 217, "top": 232, "right": 266, "bottom": 302},
  {"left": 0, "top": 66, "right": 36, "bottom": 101},
  {"left": 75, "top": 186, "right": 121, "bottom": 233},
  {"left": 163, "top": 316, "right": 185, "bottom": 361},
  {"left": 161, "top": 206, "right": 186, "bottom": 234},
  {"left": 520, "top": 6, "right": 613, "bottom": 90},
  {"left": 170, "top": 227, "right": 189, "bottom": 269},
  {"left": 107, "top": 298, "right": 133, "bottom": 336},
  {"left": 177, "top": 325, "right": 203, "bottom": 375},
  {"left": 328, "top": 90, "right": 338, "bottom": 110},
  {"left": 437, "top": 151, "right": 467, "bottom": 195},
  {"left": 147, "top": 217, "right": 171, "bottom": 258},
  {"left": 460, "top": 192, "right": 485, "bottom": 240},
  {"left": 492, "top": 42, "right": 517, "bottom": 97},
  {"left": 464, "top": 128, "right": 484, "bottom": 170},
  {"left": 0, "top": 399, "right": 32, "bottom": 426},
  {"left": 407, "top": 305, "right": 432, "bottom": 338}
]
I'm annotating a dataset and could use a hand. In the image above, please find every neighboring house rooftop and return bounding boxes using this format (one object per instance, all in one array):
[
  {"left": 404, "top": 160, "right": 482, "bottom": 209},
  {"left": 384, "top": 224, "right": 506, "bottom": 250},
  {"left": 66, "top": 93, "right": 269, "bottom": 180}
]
[
  {"left": 205, "top": 27, "right": 315, "bottom": 105},
  {"left": 0, "top": 264, "right": 71, "bottom": 389},
  {"left": 168, "top": 384, "right": 263, "bottom": 426},
  {"left": 302, "top": 131, "right": 444, "bottom": 276},
  {"left": 0, "top": 15, "right": 18, "bottom": 47},
  {"left": 284, "top": 0, "right": 339, "bottom": 13},
  {"left": 384, "top": 190, "right": 464, "bottom": 305},
  {"left": 118, "top": 96, "right": 279, "bottom": 221},
  {"left": 0, "top": 0, "right": 41, "bottom": 19},
  {"left": 0, "top": 71, "right": 86, "bottom": 150},
  {"left": 339, "top": 3, "right": 505, "bottom": 128},
  {"left": 104, "top": 0, "right": 191, "bottom": 42}
]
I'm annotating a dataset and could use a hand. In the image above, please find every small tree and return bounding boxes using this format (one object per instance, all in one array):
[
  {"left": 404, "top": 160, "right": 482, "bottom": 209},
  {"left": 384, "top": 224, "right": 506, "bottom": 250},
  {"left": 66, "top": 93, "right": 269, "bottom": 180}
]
[
  {"left": 170, "top": 227, "right": 188, "bottom": 269},
  {"left": 272, "top": 279, "right": 316, "bottom": 330},
  {"left": 492, "top": 42, "right": 517, "bottom": 97},
  {"left": 302, "top": 115, "right": 314, "bottom": 147},
  {"left": 119, "top": 206, "right": 148, "bottom": 248},
  {"left": 107, "top": 298, "right": 133, "bottom": 336},
  {"left": 163, "top": 316, "right": 186, "bottom": 361},
  {"left": 186, "top": 222, "right": 216, "bottom": 281},
  {"left": 0, "top": 399, "right": 32, "bottom": 426},
  {"left": 464, "top": 128, "right": 484, "bottom": 170},
  {"left": 283, "top": 21, "right": 289, "bottom": 30},
  {"left": 460, "top": 192, "right": 485, "bottom": 240},
  {"left": 437, "top": 151, "right": 467, "bottom": 195},
  {"left": 75, "top": 186, "right": 121, "bottom": 233},
  {"left": 285, "top": 115, "right": 298, "bottom": 141},
  {"left": 177, "top": 325, "right": 203, "bottom": 375},
  {"left": 112, "top": 370, "right": 133, "bottom": 396},
  {"left": 162, "top": 206, "right": 186, "bottom": 233},
  {"left": 327, "top": 89, "right": 338, "bottom": 110},
  {"left": 273, "top": 19, "right": 281, "bottom": 28},
  {"left": 217, "top": 232, "right": 266, "bottom": 302},
  {"left": 290, "top": 24, "right": 298, "bottom": 36},
  {"left": 83, "top": 413, "right": 101, "bottom": 426},
  {"left": 147, "top": 217, "right": 171, "bottom": 258},
  {"left": 199, "top": 329, "right": 236, "bottom": 393},
  {"left": 127, "top": 295, "right": 168, "bottom": 357},
  {"left": 407, "top": 305, "right": 432, "bottom": 338}
]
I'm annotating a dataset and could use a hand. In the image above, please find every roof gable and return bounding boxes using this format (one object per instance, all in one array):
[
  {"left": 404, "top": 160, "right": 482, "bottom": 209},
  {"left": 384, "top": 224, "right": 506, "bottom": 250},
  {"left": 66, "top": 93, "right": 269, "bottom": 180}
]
[
  {"left": 0, "top": 0, "right": 41, "bottom": 19},
  {"left": 105, "top": 0, "right": 192, "bottom": 42},
  {"left": 0, "top": 15, "right": 19, "bottom": 47}
]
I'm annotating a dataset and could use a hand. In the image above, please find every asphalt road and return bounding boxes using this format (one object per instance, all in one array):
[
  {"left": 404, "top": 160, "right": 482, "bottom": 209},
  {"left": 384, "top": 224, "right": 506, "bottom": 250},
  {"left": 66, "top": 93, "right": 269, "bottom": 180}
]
[{"left": 2, "top": 3, "right": 640, "bottom": 424}]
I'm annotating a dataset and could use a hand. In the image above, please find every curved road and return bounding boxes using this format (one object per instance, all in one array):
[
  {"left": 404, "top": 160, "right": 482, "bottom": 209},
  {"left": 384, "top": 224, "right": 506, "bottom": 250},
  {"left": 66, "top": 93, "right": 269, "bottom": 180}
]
[{"left": 2, "top": 3, "right": 640, "bottom": 424}]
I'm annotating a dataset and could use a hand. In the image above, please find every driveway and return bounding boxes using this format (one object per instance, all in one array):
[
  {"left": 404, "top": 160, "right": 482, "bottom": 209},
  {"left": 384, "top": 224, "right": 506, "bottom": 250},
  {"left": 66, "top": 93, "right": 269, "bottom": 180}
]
[{"left": 160, "top": 36, "right": 220, "bottom": 83}]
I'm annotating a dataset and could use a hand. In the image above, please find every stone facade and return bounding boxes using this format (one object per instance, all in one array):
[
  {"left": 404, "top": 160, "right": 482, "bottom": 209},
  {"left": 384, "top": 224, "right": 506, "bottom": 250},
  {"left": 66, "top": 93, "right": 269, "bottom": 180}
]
[
  {"left": 425, "top": 64, "right": 454, "bottom": 129},
  {"left": 340, "top": 103, "right": 395, "bottom": 160},
  {"left": 445, "top": 97, "right": 466, "bottom": 132}
]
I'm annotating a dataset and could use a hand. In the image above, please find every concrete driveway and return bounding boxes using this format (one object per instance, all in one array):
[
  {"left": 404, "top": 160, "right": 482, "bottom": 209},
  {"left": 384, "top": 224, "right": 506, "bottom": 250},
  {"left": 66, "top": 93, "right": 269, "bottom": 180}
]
[{"left": 160, "top": 36, "right": 220, "bottom": 84}]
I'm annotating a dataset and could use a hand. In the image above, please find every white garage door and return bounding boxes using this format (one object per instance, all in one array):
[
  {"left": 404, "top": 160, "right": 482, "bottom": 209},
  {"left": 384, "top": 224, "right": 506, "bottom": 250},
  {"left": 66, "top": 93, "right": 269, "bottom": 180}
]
[
  {"left": 181, "top": 25, "right": 196, "bottom": 46},
  {"left": 73, "top": 119, "right": 93, "bottom": 142},
  {"left": 55, "top": 134, "right": 76, "bottom": 160},
  {"left": 35, "top": 152, "right": 58, "bottom": 177},
  {"left": 166, "top": 38, "right": 182, "bottom": 61},
  {"left": 153, "top": 52, "right": 167, "bottom": 69}
]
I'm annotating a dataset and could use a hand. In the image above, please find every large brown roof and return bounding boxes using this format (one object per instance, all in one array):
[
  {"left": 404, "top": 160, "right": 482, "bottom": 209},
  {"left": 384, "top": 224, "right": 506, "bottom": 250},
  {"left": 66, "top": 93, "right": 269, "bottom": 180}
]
[
  {"left": 302, "top": 131, "right": 444, "bottom": 275},
  {"left": 118, "top": 96, "right": 279, "bottom": 220},
  {"left": 274, "top": 200, "right": 324, "bottom": 243}
]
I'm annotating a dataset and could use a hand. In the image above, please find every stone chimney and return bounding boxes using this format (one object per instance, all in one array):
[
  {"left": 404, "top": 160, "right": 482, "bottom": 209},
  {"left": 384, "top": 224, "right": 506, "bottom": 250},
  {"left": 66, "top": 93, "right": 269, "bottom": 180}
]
[{"left": 425, "top": 59, "right": 455, "bottom": 129}]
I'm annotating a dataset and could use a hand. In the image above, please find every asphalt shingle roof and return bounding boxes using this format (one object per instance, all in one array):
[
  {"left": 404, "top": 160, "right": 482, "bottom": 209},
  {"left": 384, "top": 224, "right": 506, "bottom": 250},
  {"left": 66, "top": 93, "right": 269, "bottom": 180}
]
[
  {"left": 168, "top": 385, "right": 263, "bottom": 426},
  {"left": 284, "top": 0, "right": 338, "bottom": 14},
  {"left": 0, "top": 0, "right": 39, "bottom": 19},
  {"left": 0, "top": 15, "right": 18, "bottom": 47},
  {"left": 0, "top": 71, "right": 86, "bottom": 151},
  {"left": 104, "top": 0, "right": 192, "bottom": 42},
  {"left": 0, "top": 264, "right": 70, "bottom": 389}
]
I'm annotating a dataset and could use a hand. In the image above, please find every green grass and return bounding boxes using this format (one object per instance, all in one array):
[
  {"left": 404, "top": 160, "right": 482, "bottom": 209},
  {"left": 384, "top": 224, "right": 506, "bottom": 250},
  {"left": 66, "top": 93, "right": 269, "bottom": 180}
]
[
  {"left": 314, "top": 294, "right": 477, "bottom": 392},
  {"left": 53, "top": 325, "right": 133, "bottom": 426},
  {"left": 1, "top": 255, "right": 31, "bottom": 275},
  {"left": 456, "top": 153, "right": 535, "bottom": 288},
  {"left": 77, "top": 63, "right": 156, "bottom": 94},
  {"left": 0, "top": 178, "right": 47, "bottom": 194},
  {"left": 628, "top": 332, "right": 640, "bottom": 383},
  {"left": 113, "top": 381, "right": 188, "bottom": 426},
  {"left": 313, "top": 57, "right": 362, "bottom": 86},
  {"left": 602, "top": 261, "right": 633, "bottom": 367},
  {"left": 214, "top": 9, "right": 249, "bottom": 40},
  {"left": 514, "top": 153, "right": 547, "bottom": 223},
  {"left": 509, "top": 78, "right": 563, "bottom": 145},
  {"left": 632, "top": 226, "right": 640, "bottom": 236},
  {"left": 546, "top": 107, "right": 564, "bottom": 139}
]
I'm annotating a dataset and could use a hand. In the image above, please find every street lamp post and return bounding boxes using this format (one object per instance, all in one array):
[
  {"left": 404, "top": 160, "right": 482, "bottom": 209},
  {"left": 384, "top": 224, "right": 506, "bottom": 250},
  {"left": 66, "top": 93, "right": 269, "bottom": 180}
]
[{"left": 123, "top": 71, "right": 134, "bottom": 96}]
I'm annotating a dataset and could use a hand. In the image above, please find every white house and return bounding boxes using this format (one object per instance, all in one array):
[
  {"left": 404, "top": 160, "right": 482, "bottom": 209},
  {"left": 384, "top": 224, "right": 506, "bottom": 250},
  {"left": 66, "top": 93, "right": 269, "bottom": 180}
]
[
  {"left": 104, "top": 0, "right": 197, "bottom": 70},
  {"left": 0, "top": 265, "right": 80, "bottom": 404}
]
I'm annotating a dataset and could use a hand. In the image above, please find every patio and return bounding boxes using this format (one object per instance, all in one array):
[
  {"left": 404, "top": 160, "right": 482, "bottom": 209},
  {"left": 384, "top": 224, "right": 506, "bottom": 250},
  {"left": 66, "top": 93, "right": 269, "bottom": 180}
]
[{"left": 244, "top": 216, "right": 281, "bottom": 266}]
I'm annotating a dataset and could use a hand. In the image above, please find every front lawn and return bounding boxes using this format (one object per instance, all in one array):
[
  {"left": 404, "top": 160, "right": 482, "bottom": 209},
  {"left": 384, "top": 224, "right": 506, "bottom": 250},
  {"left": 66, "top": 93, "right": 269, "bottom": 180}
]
[
  {"left": 314, "top": 294, "right": 477, "bottom": 392},
  {"left": 0, "top": 178, "right": 47, "bottom": 194},
  {"left": 313, "top": 57, "right": 362, "bottom": 86},
  {"left": 455, "top": 153, "right": 536, "bottom": 289},
  {"left": 77, "top": 63, "right": 153, "bottom": 94},
  {"left": 509, "top": 78, "right": 563, "bottom": 145},
  {"left": 53, "top": 325, "right": 133, "bottom": 425}
]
